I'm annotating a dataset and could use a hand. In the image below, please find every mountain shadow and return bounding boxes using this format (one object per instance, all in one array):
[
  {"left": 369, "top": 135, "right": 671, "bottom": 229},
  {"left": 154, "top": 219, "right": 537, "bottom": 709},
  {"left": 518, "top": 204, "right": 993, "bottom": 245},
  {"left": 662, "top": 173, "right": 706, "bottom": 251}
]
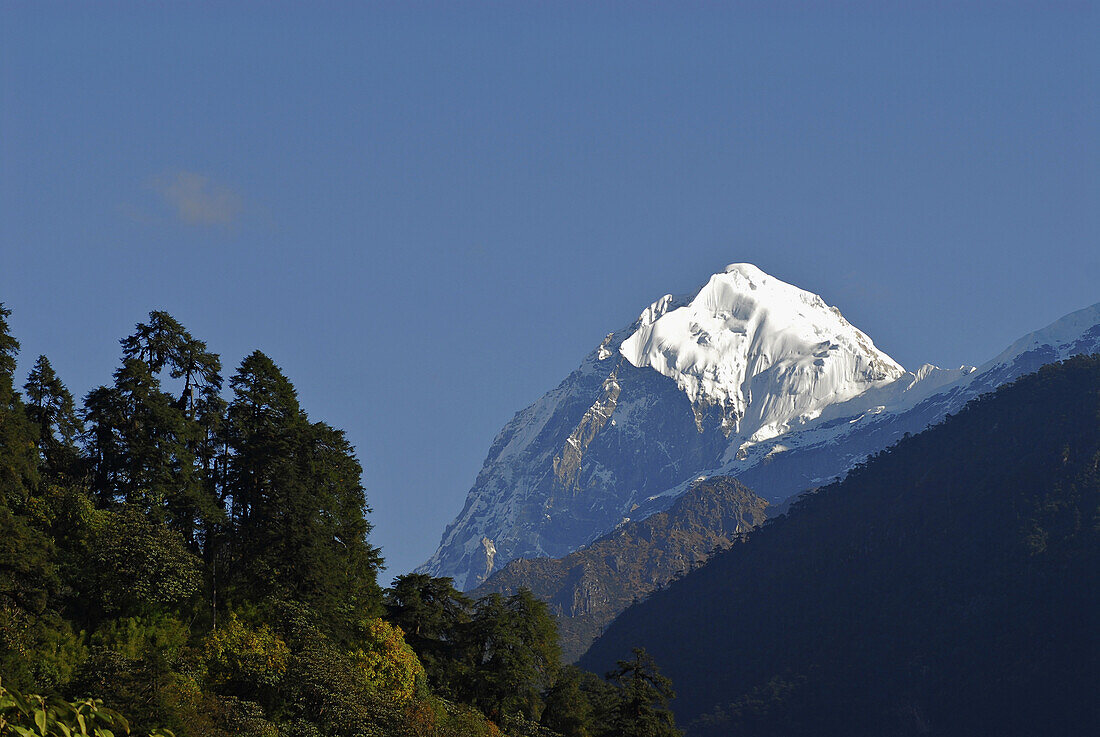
[{"left": 579, "top": 354, "right": 1100, "bottom": 737}]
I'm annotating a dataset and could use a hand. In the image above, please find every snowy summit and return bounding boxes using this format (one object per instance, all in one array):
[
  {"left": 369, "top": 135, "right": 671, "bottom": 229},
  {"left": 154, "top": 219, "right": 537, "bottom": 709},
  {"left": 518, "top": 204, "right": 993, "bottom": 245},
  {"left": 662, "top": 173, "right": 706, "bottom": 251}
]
[{"left": 620, "top": 263, "right": 905, "bottom": 446}]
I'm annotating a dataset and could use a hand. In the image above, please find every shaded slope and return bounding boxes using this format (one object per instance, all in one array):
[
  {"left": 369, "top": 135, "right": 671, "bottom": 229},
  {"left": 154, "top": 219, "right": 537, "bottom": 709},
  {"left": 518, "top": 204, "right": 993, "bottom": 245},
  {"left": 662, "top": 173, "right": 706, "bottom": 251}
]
[
  {"left": 472, "top": 476, "right": 768, "bottom": 662},
  {"left": 580, "top": 355, "right": 1100, "bottom": 737}
]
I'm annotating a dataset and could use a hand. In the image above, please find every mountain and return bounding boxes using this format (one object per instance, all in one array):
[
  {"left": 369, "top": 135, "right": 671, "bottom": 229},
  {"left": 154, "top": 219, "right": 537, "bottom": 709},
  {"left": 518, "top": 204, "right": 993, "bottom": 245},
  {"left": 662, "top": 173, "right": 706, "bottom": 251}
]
[
  {"left": 471, "top": 476, "right": 768, "bottom": 662},
  {"left": 421, "top": 262, "right": 1100, "bottom": 589},
  {"left": 579, "top": 354, "right": 1100, "bottom": 736},
  {"left": 617, "top": 263, "right": 905, "bottom": 440}
]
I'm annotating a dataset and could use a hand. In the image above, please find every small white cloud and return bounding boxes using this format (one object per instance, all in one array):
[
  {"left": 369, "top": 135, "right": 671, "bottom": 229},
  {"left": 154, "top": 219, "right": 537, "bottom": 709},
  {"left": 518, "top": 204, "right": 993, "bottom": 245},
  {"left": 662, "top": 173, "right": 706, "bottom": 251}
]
[{"left": 153, "top": 171, "right": 243, "bottom": 226}]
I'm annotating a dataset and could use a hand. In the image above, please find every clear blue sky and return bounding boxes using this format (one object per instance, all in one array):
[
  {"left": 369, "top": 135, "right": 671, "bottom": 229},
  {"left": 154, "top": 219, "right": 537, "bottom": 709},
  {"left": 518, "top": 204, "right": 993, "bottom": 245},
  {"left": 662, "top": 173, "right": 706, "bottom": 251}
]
[{"left": 3, "top": 2, "right": 1098, "bottom": 579}]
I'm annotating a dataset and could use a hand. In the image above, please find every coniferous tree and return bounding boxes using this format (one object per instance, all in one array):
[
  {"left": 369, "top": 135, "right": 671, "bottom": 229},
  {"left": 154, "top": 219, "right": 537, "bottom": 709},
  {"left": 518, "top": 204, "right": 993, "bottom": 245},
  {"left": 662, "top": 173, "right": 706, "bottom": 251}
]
[
  {"left": 385, "top": 574, "right": 472, "bottom": 692},
  {"left": 23, "top": 355, "right": 83, "bottom": 478},
  {"left": 605, "top": 648, "right": 680, "bottom": 737},
  {"left": 82, "top": 385, "right": 125, "bottom": 507},
  {"left": 110, "top": 357, "right": 189, "bottom": 522},
  {"left": 224, "top": 350, "right": 304, "bottom": 603},
  {"left": 118, "top": 312, "right": 224, "bottom": 541},
  {"left": 301, "top": 419, "right": 384, "bottom": 625},
  {"left": 23, "top": 355, "right": 83, "bottom": 482},
  {"left": 84, "top": 313, "right": 225, "bottom": 546},
  {"left": 465, "top": 589, "right": 561, "bottom": 721},
  {"left": 0, "top": 305, "right": 61, "bottom": 689},
  {"left": 540, "top": 666, "right": 606, "bottom": 737},
  {"left": 0, "top": 304, "right": 38, "bottom": 509},
  {"left": 119, "top": 311, "right": 188, "bottom": 377},
  {"left": 225, "top": 351, "right": 382, "bottom": 632}
]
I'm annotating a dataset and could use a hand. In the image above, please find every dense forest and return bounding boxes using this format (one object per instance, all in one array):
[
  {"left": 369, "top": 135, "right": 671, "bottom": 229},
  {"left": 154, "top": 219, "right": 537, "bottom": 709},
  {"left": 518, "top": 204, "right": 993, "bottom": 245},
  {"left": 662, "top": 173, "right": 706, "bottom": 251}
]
[
  {"left": 581, "top": 353, "right": 1100, "bottom": 736},
  {"left": 0, "top": 304, "right": 681, "bottom": 737}
]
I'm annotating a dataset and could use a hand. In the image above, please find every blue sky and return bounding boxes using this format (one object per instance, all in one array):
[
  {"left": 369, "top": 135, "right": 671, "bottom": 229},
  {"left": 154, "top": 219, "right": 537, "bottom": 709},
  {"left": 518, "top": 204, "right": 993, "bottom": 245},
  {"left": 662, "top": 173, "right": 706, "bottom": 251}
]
[{"left": 2, "top": 2, "right": 1098, "bottom": 579}]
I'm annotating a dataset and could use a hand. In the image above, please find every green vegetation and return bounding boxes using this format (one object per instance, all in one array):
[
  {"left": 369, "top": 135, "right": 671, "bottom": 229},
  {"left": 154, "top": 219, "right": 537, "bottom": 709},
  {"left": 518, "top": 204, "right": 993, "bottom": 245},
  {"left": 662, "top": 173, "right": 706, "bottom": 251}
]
[
  {"left": 1, "top": 676, "right": 174, "bottom": 737},
  {"left": 0, "top": 303, "right": 681, "bottom": 737}
]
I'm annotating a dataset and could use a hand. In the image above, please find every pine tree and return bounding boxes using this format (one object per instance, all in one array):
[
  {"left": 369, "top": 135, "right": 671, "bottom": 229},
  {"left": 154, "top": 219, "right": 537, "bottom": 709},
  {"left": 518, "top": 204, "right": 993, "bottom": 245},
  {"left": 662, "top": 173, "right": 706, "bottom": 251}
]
[
  {"left": 605, "top": 648, "right": 681, "bottom": 737},
  {"left": 84, "top": 313, "right": 225, "bottom": 546},
  {"left": 82, "top": 385, "right": 125, "bottom": 506},
  {"left": 0, "top": 305, "right": 59, "bottom": 687},
  {"left": 120, "top": 310, "right": 223, "bottom": 419},
  {"left": 540, "top": 665, "right": 614, "bottom": 737},
  {"left": 0, "top": 304, "right": 38, "bottom": 508},
  {"left": 110, "top": 357, "right": 189, "bottom": 522},
  {"left": 24, "top": 355, "right": 83, "bottom": 480},
  {"left": 385, "top": 574, "right": 472, "bottom": 692},
  {"left": 465, "top": 588, "right": 561, "bottom": 721},
  {"left": 225, "top": 351, "right": 382, "bottom": 631}
]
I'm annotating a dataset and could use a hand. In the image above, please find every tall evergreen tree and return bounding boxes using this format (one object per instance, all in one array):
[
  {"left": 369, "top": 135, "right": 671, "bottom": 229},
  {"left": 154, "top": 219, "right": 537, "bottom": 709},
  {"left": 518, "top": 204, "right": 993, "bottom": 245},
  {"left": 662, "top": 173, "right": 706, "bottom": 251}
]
[
  {"left": 120, "top": 310, "right": 223, "bottom": 418},
  {"left": 84, "top": 313, "right": 225, "bottom": 545},
  {"left": 301, "top": 419, "right": 384, "bottom": 620},
  {"left": 540, "top": 666, "right": 610, "bottom": 737},
  {"left": 385, "top": 574, "right": 472, "bottom": 692},
  {"left": 0, "top": 304, "right": 38, "bottom": 509},
  {"left": 0, "top": 305, "right": 60, "bottom": 689},
  {"left": 110, "top": 357, "right": 189, "bottom": 523},
  {"left": 605, "top": 648, "right": 680, "bottom": 737},
  {"left": 464, "top": 588, "right": 561, "bottom": 721},
  {"left": 225, "top": 351, "right": 382, "bottom": 631},
  {"left": 24, "top": 355, "right": 84, "bottom": 480},
  {"left": 82, "top": 384, "right": 125, "bottom": 507}
]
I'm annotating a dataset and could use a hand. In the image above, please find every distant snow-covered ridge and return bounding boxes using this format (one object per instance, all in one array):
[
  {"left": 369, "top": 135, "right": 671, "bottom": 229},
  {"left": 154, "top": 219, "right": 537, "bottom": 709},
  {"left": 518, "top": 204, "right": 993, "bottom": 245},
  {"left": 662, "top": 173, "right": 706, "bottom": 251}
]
[{"left": 420, "top": 263, "right": 1100, "bottom": 590}]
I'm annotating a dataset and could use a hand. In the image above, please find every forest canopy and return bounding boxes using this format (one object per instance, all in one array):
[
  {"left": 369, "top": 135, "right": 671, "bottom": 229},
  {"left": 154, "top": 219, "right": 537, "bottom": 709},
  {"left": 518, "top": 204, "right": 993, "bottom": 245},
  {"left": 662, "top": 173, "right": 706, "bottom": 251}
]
[{"left": 0, "top": 304, "right": 681, "bottom": 737}]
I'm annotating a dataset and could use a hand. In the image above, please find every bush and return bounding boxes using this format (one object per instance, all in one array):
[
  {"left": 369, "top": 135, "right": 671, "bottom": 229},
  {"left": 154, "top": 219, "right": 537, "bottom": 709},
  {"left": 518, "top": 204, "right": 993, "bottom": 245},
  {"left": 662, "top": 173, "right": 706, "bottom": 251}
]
[{"left": 0, "top": 675, "right": 175, "bottom": 737}]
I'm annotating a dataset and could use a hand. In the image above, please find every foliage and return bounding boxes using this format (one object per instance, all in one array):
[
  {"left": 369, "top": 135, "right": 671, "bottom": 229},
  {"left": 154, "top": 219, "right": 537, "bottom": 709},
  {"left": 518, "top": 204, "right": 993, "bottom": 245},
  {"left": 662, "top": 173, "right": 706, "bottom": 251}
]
[
  {"left": 351, "top": 618, "right": 425, "bottom": 702},
  {"left": 384, "top": 574, "right": 471, "bottom": 692},
  {"left": 82, "top": 507, "right": 202, "bottom": 620},
  {"left": 0, "top": 303, "right": 678, "bottom": 737},
  {"left": 604, "top": 648, "right": 678, "bottom": 737},
  {"left": 23, "top": 355, "right": 84, "bottom": 480},
  {"left": 0, "top": 676, "right": 175, "bottom": 737},
  {"left": 0, "top": 304, "right": 40, "bottom": 512},
  {"left": 224, "top": 351, "right": 383, "bottom": 634},
  {"left": 204, "top": 613, "right": 290, "bottom": 694},
  {"left": 463, "top": 589, "right": 561, "bottom": 721}
]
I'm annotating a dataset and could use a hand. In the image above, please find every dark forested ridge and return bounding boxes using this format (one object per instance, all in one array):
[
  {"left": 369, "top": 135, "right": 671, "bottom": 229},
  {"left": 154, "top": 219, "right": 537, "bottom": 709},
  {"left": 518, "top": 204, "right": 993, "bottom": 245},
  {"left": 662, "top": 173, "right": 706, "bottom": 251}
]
[
  {"left": 0, "top": 304, "right": 682, "bottom": 737},
  {"left": 581, "top": 354, "right": 1100, "bottom": 736},
  {"left": 473, "top": 476, "right": 768, "bottom": 662}
]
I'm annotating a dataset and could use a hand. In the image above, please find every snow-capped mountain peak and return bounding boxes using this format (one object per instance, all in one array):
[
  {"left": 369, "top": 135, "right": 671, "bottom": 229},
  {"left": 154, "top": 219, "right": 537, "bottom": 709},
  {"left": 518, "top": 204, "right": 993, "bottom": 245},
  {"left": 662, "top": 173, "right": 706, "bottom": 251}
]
[
  {"left": 420, "top": 260, "right": 1100, "bottom": 591},
  {"left": 620, "top": 264, "right": 905, "bottom": 445}
]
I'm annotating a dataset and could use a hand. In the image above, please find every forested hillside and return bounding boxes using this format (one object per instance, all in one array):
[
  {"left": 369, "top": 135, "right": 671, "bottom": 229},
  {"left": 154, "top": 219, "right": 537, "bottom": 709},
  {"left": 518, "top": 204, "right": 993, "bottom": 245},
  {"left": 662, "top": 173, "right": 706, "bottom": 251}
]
[
  {"left": 0, "top": 304, "right": 682, "bottom": 737},
  {"left": 581, "top": 354, "right": 1100, "bottom": 736},
  {"left": 474, "top": 476, "right": 768, "bottom": 661}
]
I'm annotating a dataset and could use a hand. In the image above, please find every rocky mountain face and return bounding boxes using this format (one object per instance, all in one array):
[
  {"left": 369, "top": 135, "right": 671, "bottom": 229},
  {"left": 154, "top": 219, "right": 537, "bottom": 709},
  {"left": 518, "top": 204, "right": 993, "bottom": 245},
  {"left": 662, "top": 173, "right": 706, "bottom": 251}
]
[
  {"left": 471, "top": 476, "right": 768, "bottom": 662},
  {"left": 420, "top": 262, "right": 1100, "bottom": 590}
]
